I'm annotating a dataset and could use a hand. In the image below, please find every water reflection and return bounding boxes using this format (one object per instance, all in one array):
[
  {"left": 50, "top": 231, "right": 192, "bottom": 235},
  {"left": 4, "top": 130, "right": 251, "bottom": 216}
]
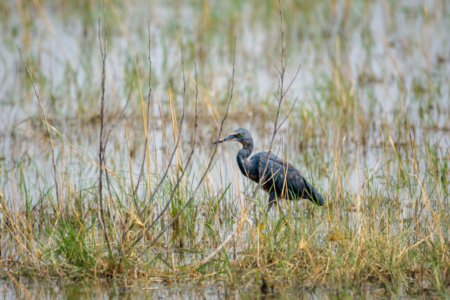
[{"left": 0, "top": 279, "right": 387, "bottom": 299}]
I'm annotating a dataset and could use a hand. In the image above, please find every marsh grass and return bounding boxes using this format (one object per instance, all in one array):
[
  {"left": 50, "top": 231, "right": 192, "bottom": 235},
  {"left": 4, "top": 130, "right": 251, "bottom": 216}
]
[{"left": 1, "top": 0, "right": 450, "bottom": 298}]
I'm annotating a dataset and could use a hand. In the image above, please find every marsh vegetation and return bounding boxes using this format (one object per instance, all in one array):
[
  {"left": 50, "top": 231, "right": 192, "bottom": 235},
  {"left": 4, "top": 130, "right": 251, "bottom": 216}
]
[{"left": 0, "top": 0, "right": 449, "bottom": 298}]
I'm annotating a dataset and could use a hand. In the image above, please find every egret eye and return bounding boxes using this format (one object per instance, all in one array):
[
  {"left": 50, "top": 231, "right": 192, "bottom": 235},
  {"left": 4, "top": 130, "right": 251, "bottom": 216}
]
[{"left": 237, "top": 133, "right": 242, "bottom": 137}]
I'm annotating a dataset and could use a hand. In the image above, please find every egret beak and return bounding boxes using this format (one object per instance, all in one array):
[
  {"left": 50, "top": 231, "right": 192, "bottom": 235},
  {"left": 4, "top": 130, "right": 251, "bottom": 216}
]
[{"left": 213, "top": 134, "right": 236, "bottom": 145}]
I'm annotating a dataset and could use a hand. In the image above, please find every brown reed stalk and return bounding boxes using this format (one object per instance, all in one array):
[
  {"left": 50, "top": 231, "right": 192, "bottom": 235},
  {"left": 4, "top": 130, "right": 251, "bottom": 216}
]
[
  {"left": 118, "top": 39, "right": 235, "bottom": 263},
  {"left": 128, "top": 49, "right": 200, "bottom": 253},
  {"left": 144, "top": 38, "right": 236, "bottom": 251},
  {"left": 135, "top": 50, "right": 187, "bottom": 223},
  {"left": 133, "top": 21, "right": 153, "bottom": 200},
  {"left": 104, "top": 72, "right": 136, "bottom": 207},
  {"left": 119, "top": 33, "right": 189, "bottom": 258}
]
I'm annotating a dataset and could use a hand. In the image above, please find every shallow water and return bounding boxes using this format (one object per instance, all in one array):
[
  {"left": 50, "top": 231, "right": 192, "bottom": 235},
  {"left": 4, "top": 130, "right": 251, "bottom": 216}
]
[{"left": 1, "top": 0, "right": 449, "bottom": 197}]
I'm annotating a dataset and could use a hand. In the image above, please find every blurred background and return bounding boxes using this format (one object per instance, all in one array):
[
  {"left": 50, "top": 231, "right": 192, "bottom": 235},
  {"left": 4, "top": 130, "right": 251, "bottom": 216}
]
[{"left": 1, "top": 0, "right": 449, "bottom": 195}]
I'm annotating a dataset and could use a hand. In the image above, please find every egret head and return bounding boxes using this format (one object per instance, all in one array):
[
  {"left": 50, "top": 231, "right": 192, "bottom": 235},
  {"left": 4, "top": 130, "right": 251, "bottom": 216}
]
[{"left": 213, "top": 128, "right": 253, "bottom": 148}]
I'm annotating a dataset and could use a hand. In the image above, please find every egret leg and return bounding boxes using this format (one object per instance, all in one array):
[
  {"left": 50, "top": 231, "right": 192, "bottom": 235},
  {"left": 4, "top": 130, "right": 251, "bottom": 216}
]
[
  {"left": 267, "top": 193, "right": 278, "bottom": 212},
  {"left": 259, "top": 193, "right": 277, "bottom": 238},
  {"left": 258, "top": 194, "right": 276, "bottom": 240}
]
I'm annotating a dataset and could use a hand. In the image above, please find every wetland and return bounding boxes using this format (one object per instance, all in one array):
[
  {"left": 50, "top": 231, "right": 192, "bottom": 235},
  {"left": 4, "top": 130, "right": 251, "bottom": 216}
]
[{"left": 0, "top": 0, "right": 449, "bottom": 298}]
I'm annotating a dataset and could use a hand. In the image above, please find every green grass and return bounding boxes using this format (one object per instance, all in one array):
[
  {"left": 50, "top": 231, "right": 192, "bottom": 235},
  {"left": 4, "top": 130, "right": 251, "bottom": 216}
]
[{"left": 0, "top": 0, "right": 449, "bottom": 298}]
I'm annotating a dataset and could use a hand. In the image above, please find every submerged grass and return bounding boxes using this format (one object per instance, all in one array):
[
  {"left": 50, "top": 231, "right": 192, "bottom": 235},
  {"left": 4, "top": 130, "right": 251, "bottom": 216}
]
[{"left": 0, "top": 0, "right": 450, "bottom": 298}]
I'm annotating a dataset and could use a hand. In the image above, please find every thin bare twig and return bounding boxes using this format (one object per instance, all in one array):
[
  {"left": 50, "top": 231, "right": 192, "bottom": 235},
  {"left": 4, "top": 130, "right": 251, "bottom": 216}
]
[
  {"left": 104, "top": 71, "right": 136, "bottom": 148},
  {"left": 97, "top": 12, "right": 112, "bottom": 255},
  {"left": 120, "top": 23, "right": 153, "bottom": 247},
  {"left": 136, "top": 54, "right": 186, "bottom": 220},
  {"left": 120, "top": 36, "right": 188, "bottom": 250},
  {"left": 142, "top": 50, "right": 195, "bottom": 233},
  {"left": 277, "top": 94, "right": 299, "bottom": 131},
  {"left": 17, "top": 47, "right": 61, "bottom": 213},
  {"left": 282, "top": 63, "right": 302, "bottom": 99},
  {"left": 126, "top": 51, "right": 201, "bottom": 255},
  {"left": 253, "top": 0, "right": 287, "bottom": 199},
  {"left": 103, "top": 65, "right": 136, "bottom": 229},
  {"left": 133, "top": 21, "right": 153, "bottom": 199},
  {"left": 144, "top": 38, "right": 236, "bottom": 252}
]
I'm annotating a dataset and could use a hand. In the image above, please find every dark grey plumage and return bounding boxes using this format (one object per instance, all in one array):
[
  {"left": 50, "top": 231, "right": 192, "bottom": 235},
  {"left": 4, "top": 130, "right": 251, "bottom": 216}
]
[{"left": 213, "top": 128, "right": 324, "bottom": 210}]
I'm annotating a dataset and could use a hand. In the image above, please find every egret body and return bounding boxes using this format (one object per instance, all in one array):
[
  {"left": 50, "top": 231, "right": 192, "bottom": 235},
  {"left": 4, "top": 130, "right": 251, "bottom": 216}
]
[{"left": 213, "top": 128, "right": 324, "bottom": 210}]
